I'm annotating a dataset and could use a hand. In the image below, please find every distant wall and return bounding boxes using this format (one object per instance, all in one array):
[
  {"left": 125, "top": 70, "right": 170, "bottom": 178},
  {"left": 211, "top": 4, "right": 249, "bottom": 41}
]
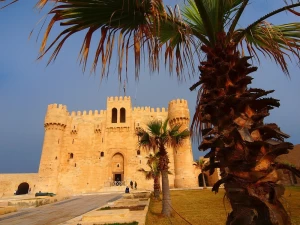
[
  {"left": 277, "top": 144, "right": 300, "bottom": 186},
  {"left": 0, "top": 173, "right": 38, "bottom": 197},
  {"left": 193, "top": 165, "right": 220, "bottom": 187}
]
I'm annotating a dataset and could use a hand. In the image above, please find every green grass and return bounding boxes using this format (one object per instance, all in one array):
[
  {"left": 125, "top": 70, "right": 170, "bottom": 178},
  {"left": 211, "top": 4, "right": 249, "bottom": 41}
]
[{"left": 146, "top": 186, "right": 300, "bottom": 225}]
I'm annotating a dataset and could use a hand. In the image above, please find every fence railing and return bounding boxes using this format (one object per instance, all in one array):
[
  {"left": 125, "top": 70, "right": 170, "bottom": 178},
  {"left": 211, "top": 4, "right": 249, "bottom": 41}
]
[{"left": 111, "top": 181, "right": 125, "bottom": 186}]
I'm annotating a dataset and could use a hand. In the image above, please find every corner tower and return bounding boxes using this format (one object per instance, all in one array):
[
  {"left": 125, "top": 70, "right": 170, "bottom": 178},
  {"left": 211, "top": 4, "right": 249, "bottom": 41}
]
[
  {"left": 37, "top": 104, "right": 69, "bottom": 193},
  {"left": 168, "top": 99, "right": 197, "bottom": 188}
]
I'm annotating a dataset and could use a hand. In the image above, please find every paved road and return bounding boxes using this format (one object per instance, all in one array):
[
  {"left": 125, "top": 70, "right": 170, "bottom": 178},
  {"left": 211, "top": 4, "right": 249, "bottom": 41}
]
[{"left": 0, "top": 193, "right": 122, "bottom": 225}]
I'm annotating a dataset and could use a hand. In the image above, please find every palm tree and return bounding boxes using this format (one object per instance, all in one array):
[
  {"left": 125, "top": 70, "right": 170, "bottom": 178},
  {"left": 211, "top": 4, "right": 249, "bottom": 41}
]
[
  {"left": 35, "top": 0, "right": 300, "bottom": 223},
  {"left": 194, "top": 158, "right": 207, "bottom": 189},
  {"left": 138, "top": 152, "right": 161, "bottom": 198},
  {"left": 136, "top": 119, "right": 189, "bottom": 216}
]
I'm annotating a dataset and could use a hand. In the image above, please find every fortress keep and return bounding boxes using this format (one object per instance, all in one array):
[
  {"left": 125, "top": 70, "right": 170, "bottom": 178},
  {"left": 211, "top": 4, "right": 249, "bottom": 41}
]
[
  {"left": 0, "top": 96, "right": 297, "bottom": 196},
  {"left": 34, "top": 96, "right": 198, "bottom": 194}
]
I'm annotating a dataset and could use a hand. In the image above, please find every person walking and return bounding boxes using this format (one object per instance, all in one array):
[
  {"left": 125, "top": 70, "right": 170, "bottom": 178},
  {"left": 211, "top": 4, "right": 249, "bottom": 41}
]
[
  {"left": 134, "top": 181, "right": 137, "bottom": 190},
  {"left": 130, "top": 181, "right": 133, "bottom": 189}
]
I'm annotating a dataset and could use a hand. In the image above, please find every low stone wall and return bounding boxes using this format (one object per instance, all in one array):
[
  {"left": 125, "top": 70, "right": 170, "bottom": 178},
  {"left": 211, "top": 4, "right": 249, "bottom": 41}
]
[
  {"left": 0, "top": 173, "right": 38, "bottom": 197},
  {"left": 0, "top": 206, "right": 17, "bottom": 216}
]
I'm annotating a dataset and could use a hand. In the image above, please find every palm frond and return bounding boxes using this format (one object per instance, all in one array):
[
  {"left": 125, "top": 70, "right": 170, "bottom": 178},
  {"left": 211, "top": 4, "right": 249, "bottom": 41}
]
[
  {"left": 168, "top": 123, "right": 190, "bottom": 148},
  {"left": 193, "top": 0, "right": 215, "bottom": 45},
  {"left": 147, "top": 120, "right": 162, "bottom": 136},
  {"left": 35, "top": 0, "right": 203, "bottom": 80},
  {"left": 36, "top": 0, "right": 163, "bottom": 81},
  {"left": 227, "top": 0, "right": 249, "bottom": 37},
  {"left": 0, "top": 0, "right": 18, "bottom": 9},
  {"left": 136, "top": 127, "right": 154, "bottom": 149},
  {"left": 182, "top": 0, "right": 247, "bottom": 45},
  {"left": 156, "top": 5, "right": 196, "bottom": 76},
  {"left": 232, "top": 2, "right": 300, "bottom": 75},
  {"left": 138, "top": 168, "right": 153, "bottom": 180},
  {"left": 237, "top": 22, "right": 300, "bottom": 75}
]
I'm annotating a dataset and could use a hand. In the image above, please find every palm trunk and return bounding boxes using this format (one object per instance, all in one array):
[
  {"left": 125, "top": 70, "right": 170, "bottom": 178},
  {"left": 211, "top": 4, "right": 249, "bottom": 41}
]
[
  {"left": 201, "top": 172, "right": 207, "bottom": 189},
  {"left": 159, "top": 147, "right": 171, "bottom": 217},
  {"left": 192, "top": 33, "right": 300, "bottom": 225},
  {"left": 161, "top": 169, "right": 171, "bottom": 216},
  {"left": 153, "top": 176, "right": 160, "bottom": 198}
]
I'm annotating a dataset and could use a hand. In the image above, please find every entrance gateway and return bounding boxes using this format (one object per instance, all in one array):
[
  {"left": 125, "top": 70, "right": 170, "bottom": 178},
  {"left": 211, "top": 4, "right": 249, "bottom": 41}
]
[
  {"left": 114, "top": 174, "right": 121, "bottom": 182},
  {"left": 112, "top": 153, "right": 124, "bottom": 186}
]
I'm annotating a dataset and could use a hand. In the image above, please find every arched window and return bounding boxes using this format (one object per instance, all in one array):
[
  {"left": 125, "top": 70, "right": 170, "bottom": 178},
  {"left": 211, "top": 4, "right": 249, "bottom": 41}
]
[
  {"left": 70, "top": 153, "right": 74, "bottom": 159},
  {"left": 112, "top": 108, "right": 117, "bottom": 123},
  {"left": 100, "top": 152, "right": 104, "bottom": 157},
  {"left": 137, "top": 150, "right": 140, "bottom": 155},
  {"left": 120, "top": 108, "right": 126, "bottom": 123}
]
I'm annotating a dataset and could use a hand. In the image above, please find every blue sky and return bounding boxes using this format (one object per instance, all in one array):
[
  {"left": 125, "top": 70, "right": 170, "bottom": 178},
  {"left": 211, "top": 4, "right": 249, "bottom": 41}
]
[{"left": 0, "top": 0, "right": 299, "bottom": 173}]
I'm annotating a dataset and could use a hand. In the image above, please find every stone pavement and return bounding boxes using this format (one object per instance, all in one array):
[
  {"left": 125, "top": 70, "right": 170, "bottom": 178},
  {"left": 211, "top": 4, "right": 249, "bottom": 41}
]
[
  {"left": 60, "top": 191, "right": 151, "bottom": 225},
  {"left": 0, "top": 193, "right": 122, "bottom": 225}
]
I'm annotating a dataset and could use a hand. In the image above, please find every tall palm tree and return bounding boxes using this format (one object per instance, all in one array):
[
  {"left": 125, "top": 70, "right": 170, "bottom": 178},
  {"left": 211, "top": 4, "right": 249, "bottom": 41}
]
[
  {"left": 35, "top": 0, "right": 300, "bottom": 223},
  {"left": 194, "top": 158, "right": 207, "bottom": 189},
  {"left": 136, "top": 119, "right": 190, "bottom": 216},
  {"left": 138, "top": 152, "right": 161, "bottom": 198}
]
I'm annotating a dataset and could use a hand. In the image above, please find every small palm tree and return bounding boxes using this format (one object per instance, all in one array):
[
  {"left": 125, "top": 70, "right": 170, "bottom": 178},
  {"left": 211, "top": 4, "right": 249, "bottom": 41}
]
[
  {"left": 136, "top": 119, "right": 189, "bottom": 216},
  {"left": 194, "top": 158, "right": 207, "bottom": 189},
  {"left": 138, "top": 152, "right": 161, "bottom": 198}
]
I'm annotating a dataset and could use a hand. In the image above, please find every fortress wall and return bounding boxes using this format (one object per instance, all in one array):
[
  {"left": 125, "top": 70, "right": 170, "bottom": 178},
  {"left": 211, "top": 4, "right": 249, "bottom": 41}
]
[
  {"left": 132, "top": 106, "right": 168, "bottom": 129},
  {"left": 57, "top": 119, "right": 107, "bottom": 194},
  {"left": 0, "top": 174, "right": 38, "bottom": 196}
]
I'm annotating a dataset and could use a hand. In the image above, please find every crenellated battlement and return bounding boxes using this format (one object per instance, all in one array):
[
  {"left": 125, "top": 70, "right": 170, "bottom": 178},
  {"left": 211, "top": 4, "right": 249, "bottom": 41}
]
[
  {"left": 133, "top": 106, "right": 167, "bottom": 113},
  {"left": 168, "top": 98, "right": 190, "bottom": 127},
  {"left": 47, "top": 103, "right": 68, "bottom": 111},
  {"left": 168, "top": 99, "right": 188, "bottom": 107},
  {"left": 107, "top": 96, "right": 131, "bottom": 102},
  {"left": 70, "top": 110, "right": 106, "bottom": 117},
  {"left": 45, "top": 103, "right": 69, "bottom": 126}
]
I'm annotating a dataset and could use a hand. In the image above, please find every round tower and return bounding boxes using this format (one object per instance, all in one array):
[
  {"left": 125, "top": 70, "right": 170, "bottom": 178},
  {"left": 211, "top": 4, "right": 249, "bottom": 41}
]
[
  {"left": 168, "top": 99, "right": 198, "bottom": 188},
  {"left": 37, "top": 104, "right": 68, "bottom": 193}
]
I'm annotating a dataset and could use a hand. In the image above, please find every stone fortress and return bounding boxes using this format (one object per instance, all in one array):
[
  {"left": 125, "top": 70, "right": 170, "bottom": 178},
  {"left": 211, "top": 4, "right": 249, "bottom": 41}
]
[{"left": 1, "top": 96, "right": 221, "bottom": 196}]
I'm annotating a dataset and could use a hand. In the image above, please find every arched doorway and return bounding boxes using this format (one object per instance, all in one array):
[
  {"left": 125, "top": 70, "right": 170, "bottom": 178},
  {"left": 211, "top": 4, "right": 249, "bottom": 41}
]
[
  {"left": 198, "top": 173, "right": 209, "bottom": 187},
  {"left": 16, "top": 182, "right": 29, "bottom": 195},
  {"left": 112, "top": 153, "right": 124, "bottom": 185}
]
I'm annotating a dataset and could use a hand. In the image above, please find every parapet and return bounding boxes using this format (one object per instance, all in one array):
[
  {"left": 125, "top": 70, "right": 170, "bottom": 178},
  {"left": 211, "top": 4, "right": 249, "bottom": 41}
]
[
  {"left": 70, "top": 110, "right": 106, "bottom": 117},
  {"left": 45, "top": 103, "right": 69, "bottom": 126},
  {"left": 133, "top": 106, "right": 167, "bottom": 113},
  {"left": 168, "top": 99, "right": 188, "bottom": 108},
  {"left": 168, "top": 99, "right": 190, "bottom": 123},
  {"left": 107, "top": 96, "right": 131, "bottom": 102},
  {"left": 47, "top": 103, "right": 68, "bottom": 112}
]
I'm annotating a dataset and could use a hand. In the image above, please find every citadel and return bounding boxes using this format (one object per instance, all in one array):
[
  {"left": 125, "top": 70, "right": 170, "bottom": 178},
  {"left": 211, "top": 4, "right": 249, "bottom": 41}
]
[{"left": 0, "top": 97, "right": 220, "bottom": 196}]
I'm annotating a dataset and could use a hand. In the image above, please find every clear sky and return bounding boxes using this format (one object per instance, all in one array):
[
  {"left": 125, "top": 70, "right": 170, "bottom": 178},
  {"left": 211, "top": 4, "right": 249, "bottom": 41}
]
[{"left": 0, "top": 0, "right": 299, "bottom": 173}]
